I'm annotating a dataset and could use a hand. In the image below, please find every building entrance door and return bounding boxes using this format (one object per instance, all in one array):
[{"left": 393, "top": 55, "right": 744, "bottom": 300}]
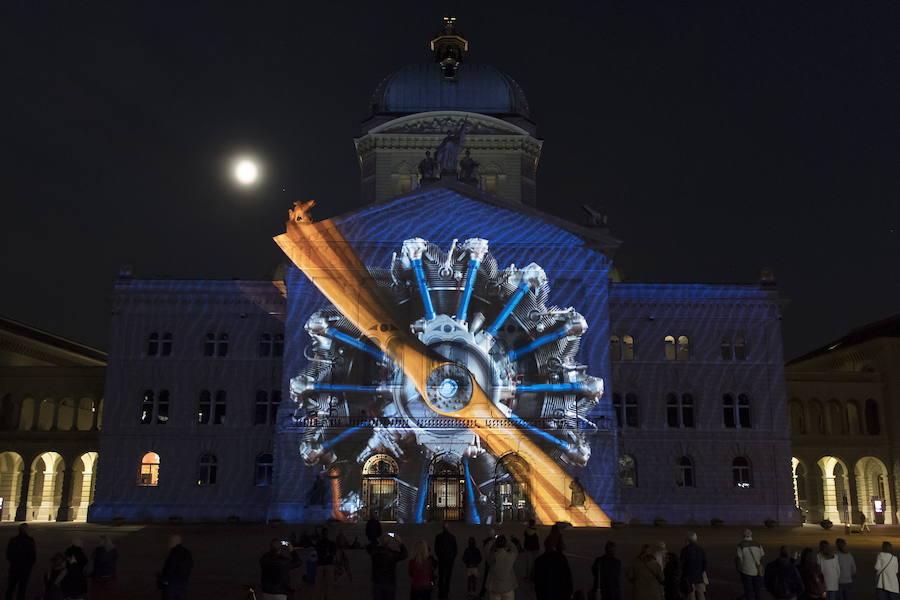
[{"left": 430, "top": 461, "right": 463, "bottom": 521}]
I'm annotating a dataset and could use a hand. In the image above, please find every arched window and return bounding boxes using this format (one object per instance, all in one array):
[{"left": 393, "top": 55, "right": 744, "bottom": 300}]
[
  {"left": 37, "top": 399, "right": 55, "bottom": 431},
  {"left": 865, "top": 399, "right": 880, "bottom": 435},
  {"left": 197, "top": 454, "right": 217, "bottom": 485},
  {"left": 738, "top": 394, "right": 751, "bottom": 428},
  {"left": 733, "top": 456, "right": 752, "bottom": 488},
  {"left": 147, "top": 332, "right": 159, "bottom": 356},
  {"left": 828, "top": 400, "right": 844, "bottom": 435},
  {"left": 18, "top": 398, "right": 35, "bottom": 431},
  {"left": 664, "top": 336, "right": 676, "bottom": 360},
  {"left": 809, "top": 400, "right": 825, "bottom": 434},
  {"left": 846, "top": 400, "right": 860, "bottom": 434},
  {"left": 721, "top": 337, "right": 733, "bottom": 360},
  {"left": 255, "top": 453, "right": 274, "bottom": 486},
  {"left": 204, "top": 333, "right": 216, "bottom": 357},
  {"left": 789, "top": 400, "right": 805, "bottom": 434},
  {"left": 138, "top": 452, "right": 160, "bottom": 486},
  {"left": 675, "top": 456, "right": 695, "bottom": 487},
  {"left": 733, "top": 336, "right": 747, "bottom": 360},
  {"left": 667, "top": 393, "right": 694, "bottom": 428},
  {"left": 622, "top": 335, "right": 635, "bottom": 360},
  {"left": 198, "top": 390, "right": 227, "bottom": 425},
  {"left": 610, "top": 336, "right": 621, "bottom": 361},
  {"left": 76, "top": 398, "right": 94, "bottom": 431},
  {"left": 677, "top": 336, "right": 690, "bottom": 360},
  {"left": 618, "top": 455, "right": 637, "bottom": 487}
]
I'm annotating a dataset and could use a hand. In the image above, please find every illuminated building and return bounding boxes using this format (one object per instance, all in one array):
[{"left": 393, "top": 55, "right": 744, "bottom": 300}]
[
  {"left": 89, "top": 19, "right": 795, "bottom": 525},
  {"left": 786, "top": 314, "right": 900, "bottom": 525},
  {"left": 0, "top": 317, "right": 105, "bottom": 522}
]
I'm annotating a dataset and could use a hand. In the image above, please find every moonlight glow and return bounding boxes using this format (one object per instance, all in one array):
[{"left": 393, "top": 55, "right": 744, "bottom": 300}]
[{"left": 234, "top": 159, "right": 259, "bottom": 185}]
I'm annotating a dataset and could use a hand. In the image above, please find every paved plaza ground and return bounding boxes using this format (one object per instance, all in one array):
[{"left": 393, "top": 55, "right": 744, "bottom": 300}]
[{"left": 3, "top": 521, "right": 900, "bottom": 600}]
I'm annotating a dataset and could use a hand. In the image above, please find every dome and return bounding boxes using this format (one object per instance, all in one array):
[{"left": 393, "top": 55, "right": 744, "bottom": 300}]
[{"left": 371, "top": 63, "right": 531, "bottom": 119}]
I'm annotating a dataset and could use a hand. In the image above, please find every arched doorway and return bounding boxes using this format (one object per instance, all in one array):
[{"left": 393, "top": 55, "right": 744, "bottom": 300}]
[
  {"left": 817, "top": 456, "right": 851, "bottom": 524},
  {"left": 69, "top": 452, "right": 99, "bottom": 522},
  {"left": 855, "top": 457, "right": 893, "bottom": 524},
  {"left": 362, "top": 454, "right": 399, "bottom": 521},
  {"left": 429, "top": 460, "right": 463, "bottom": 521},
  {"left": 27, "top": 452, "right": 65, "bottom": 521},
  {"left": 494, "top": 453, "right": 531, "bottom": 523},
  {"left": 0, "top": 452, "right": 24, "bottom": 521}
]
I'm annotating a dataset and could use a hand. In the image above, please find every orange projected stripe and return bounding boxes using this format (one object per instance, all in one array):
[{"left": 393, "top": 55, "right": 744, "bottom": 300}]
[{"left": 274, "top": 216, "right": 610, "bottom": 527}]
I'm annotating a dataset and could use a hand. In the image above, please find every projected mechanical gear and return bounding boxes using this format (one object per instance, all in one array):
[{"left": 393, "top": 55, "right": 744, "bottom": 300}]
[{"left": 290, "top": 236, "right": 604, "bottom": 514}]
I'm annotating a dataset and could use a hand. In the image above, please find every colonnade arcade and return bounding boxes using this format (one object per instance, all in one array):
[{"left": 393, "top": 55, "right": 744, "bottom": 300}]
[
  {"left": 792, "top": 455, "right": 895, "bottom": 525},
  {"left": 0, "top": 450, "right": 99, "bottom": 522}
]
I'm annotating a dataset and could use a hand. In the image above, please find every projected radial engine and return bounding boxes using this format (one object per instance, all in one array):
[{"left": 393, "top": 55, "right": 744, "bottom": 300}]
[{"left": 288, "top": 236, "right": 607, "bottom": 524}]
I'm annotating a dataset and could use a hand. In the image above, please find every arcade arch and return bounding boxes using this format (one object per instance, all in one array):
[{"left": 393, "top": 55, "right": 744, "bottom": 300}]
[
  {"left": 494, "top": 453, "right": 531, "bottom": 523},
  {"left": 0, "top": 452, "right": 24, "bottom": 521},
  {"left": 361, "top": 453, "right": 399, "bottom": 521},
  {"left": 69, "top": 452, "right": 99, "bottom": 522},
  {"left": 817, "top": 456, "right": 851, "bottom": 523},
  {"left": 27, "top": 452, "right": 65, "bottom": 521},
  {"left": 855, "top": 456, "right": 893, "bottom": 524}
]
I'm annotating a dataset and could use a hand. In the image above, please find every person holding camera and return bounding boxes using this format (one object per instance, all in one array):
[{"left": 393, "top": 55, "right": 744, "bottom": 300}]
[{"left": 259, "top": 539, "right": 303, "bottom": 600}]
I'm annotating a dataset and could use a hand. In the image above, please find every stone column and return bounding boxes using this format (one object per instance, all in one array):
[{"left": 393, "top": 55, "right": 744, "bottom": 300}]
[
  {"left": 14, "top": 466, "right": 31, "bottom": 522},
  {"left": 56, "top": 461, "right": 75, "bottom": 522}
]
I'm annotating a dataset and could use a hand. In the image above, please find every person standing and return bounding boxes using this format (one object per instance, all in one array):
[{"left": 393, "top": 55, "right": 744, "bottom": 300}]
[
  {"left": 434, "top": 523, "right": 457, "bottom": 600},
  {"left": 367, "top": 533, "right": 408, "bottom": 600},
  {"left": 736, "top": 529, "right": 765, "bottom": 600},
  {"left": 626, "top": 545, "right": 664, "bottom": 600},
  {"left": 315, "top": 528, "right": 337, "bottom": 600},
  {"left": 543, "top": 525, "right": 566, "bottom": 554},
  {"left": 835, "top": 539, "right": 856, "bottom": 600},
  {"left": 533, "top": 545, "right": 573, "bottom": 600},
  {"left": 5, "top": 523, "right": 36, "bottom": 600},
  {"left": 764, "top": 546, "right": 805, "bottom": 600},
  {"left": 61, "top": 540, "right": 88, "bottom": 600},
  {"left": 42, "top": 553, "right": 67, "bottom": 600},
  {"left": 486, "top": 535, "right": 519, "bottom": 600},
  {"left": 522, "top": 520, "right": 540, "bottom": 581},
  {"left": 88, "top": 535, "right": 118, "bottom": 600},
  {"left": 366, "top": 516, "right": 382, "bottom": 545},
  {"left": 259, "top": 539, "right": 303, "bottom": 600},
  {"left": 591, "top": 541, "right": 622, "bottom": 600},
  {"left": 408, "top": 540, "right": 436, "bottom": 600},
  {"left": 158, "top": 534, "right": 193, "bottom": 600},
  {"left": 817, "top": 541, "right": 841, "bottom": 600},
  {"left": 462, "top": 537, "right": 483, "bottom": 597},
  {"left": 874, "top": 542, "right": 899, "bottom": 600},
  {"left": 799, "top": 548, "right": 826, "bottom": 600},
  {"left": 680, "top": 533, "right": 707, "bottom": 600}
]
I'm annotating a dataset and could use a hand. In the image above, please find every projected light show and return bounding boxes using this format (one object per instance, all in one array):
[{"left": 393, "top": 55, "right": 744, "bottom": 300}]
[{"left": 276, "top": 200, "right": 613, "bottom": 526}]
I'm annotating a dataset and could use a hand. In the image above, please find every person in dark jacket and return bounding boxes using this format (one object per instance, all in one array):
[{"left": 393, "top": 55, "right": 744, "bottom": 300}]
[
  {"left": 434, "top": 523, "right": 458, "bottom": 600},
  {"left": 259, "top": 538, "right": 303, "bottom": 599},
  {"left": 89, "top": 535, "right": 118, "bottom": 600},
  {"left": 367, "top": 533, "right": 408, "bottom": 600},
  {"left": 663, "top": 553, "right": 683, "bottom": 600},
  {"left": 462, "top": 537, "right": 483, "bottom": 596},
  {"left": 533, "top": 546, "right": 573, "bottom": 600},
  {"left": 5, "top": 523, "right": 36, "bottom": 600},
  {"left": 61, "top": 540, "right": 88, "bottom": 600},
  {"left": 798, "top": 548, "right": 826, "bottom": 600},
  {"left": 42, "top": 553, "right": 67, "bottom": 600},
  {"left": 366, "top": 516, "right": 383, "bottom": 544},
  {"left": 523, "top": 520, "right": 540, "bottom": 581},
  {"left": 765, "top": 547, "right": 805, "bottom": 600},
  {"left": 680, "top": 533, "right": 707, "bottom": 600},
  {"left": 592, "top": 541, "right": 622, "bottom": 600},
  {"left": 159, "top": 534, "right": 193, "bottom": 600},
  {"left": 315, "top": 528, "right": 338, "bottom": 600}
]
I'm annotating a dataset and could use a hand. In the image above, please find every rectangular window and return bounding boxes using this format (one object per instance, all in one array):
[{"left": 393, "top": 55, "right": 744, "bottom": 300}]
[
  {"left": 156, "top": 390, "right": 170, "bottom": 425},
  {"left": 204, "top": 333, "right": 215, "bottom": 357},
  {"left": 216, "top": 334, "right": 229, "bottom": 357},
  {"left": 624, "top": 394, "right": 639, "bottom": 428},
  {"left": 273, "top": 334, "right": 284, "bottom": 357},
  {"left": 161, "top": 333, "right": 173, "bottom": 357},
  {"left": 259, "top": 334, "right": 272, "bottom": 357},
  {"left": 213, "top": 390, "right": 227, "bottom": 425},
  {"left": 198, "top": 390, "right": 211, "bottom": 424}
]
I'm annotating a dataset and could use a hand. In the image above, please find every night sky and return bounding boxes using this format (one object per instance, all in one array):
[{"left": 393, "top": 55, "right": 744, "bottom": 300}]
[{"left": 2, "top": 2, "right": 898, "bottom": 359}]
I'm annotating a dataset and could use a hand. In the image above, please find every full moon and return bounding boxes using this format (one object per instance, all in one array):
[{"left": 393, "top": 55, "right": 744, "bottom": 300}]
[{"left": 234, "top": 159, "right": 259, "bottom": 185}]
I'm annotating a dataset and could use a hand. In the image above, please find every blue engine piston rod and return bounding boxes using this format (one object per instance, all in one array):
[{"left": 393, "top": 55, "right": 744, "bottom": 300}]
[
  {"left": 289, "top": 376, "right": 392, "bottom": 402},
  {"left": 456, "top": 238, "right": 490, "bottom": 323},
  {"left": 507, "top": 311, "right": 588, "bottom": 362},
  {"left": 484, "top": 263, "right": 547, "bottom": 337},
  {"left": 515, "top": 376, "right": 603, "bottom": 398},
  {"left": 402, "top": 238, "right": 436, "bottom": 321},
  {"left": 305, "top": 312, "right": 390, "bottom": 362}
]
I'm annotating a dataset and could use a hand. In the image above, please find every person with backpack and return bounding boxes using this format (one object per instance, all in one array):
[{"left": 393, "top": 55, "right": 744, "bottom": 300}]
[
  {"left": 835, "top": 539, "right": 856, "bottom": 600},
  {"left": 817, "top": 541, "right": 841, "bottom": 600},
  {"left": 736, "top": 529, "right": 765, "bottom": 600},
  {"left": 462, "top": 537, "right": 483, "bottom": 597},
  {"left": 799, "top": 548, "right": 827, "bottom": 600},
  {"left": 874, "top": 542, "right": 899, "bottom": 600},
  {"left": 765, "top": 547, "right": 805, "bottom": 600}
]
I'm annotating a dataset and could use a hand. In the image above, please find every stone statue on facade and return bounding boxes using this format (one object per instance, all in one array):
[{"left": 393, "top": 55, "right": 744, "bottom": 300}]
[
  {"left": 434, "top": 121, "right": 468, "bottom": 175},
  {"left": 458, "top": 149, "right": 479, "bottom": 183},
  {"left": 417, "top": 150, "right": 438, "bottom": 182}
]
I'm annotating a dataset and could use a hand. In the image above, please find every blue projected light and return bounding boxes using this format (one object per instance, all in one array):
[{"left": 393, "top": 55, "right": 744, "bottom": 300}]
[
  {"left": 508, "top": 413, "right": 571, "bottom": 452},
  {"left": 463, "top": 457, "right": 481, "bottom": 524},
  {"left": 508, "top": 327, "right": 570, "bottom": 361},
  {"left": 456, "top": 258, "right": 481, "bottom": 321},
  {"left": 485, "top": 282, "right": 528, "bottom": 337},
  {"left": 516, "top": 382, "right": 584, "bottom": 393},
  {"left": 412, "top": 258, "right": 436, "bottom": 320},
  {"left": 325, "top": 328, "right": 389, "bottom": 362}
]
